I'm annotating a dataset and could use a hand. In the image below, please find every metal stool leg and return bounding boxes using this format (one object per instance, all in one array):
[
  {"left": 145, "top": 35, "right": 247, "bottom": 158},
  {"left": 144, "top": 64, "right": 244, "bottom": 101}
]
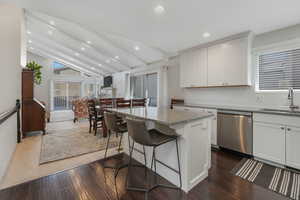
[
  {"left": 104, "top": 131, "right": 111, "bottom": 158},
  {"left": 175, "top": 138, "right": 182, "bottom": 188},
  {"left": 150, "top": 139, "right": 182, "bottom": 191},
  {"left": 153, "top": 147, "right": 157, "bottom": 185},
  {"left": 125, "top": 141, "right": 135, "bottom": 189},
  {"left": 117, "top": 133, "right": 123, "bottom": 153}
]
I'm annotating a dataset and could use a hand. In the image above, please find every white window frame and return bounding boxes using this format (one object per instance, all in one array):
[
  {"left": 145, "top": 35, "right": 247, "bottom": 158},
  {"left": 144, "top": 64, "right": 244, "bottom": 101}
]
[{"left": 253, "top": 38, "right": 300, "bottom": 93}]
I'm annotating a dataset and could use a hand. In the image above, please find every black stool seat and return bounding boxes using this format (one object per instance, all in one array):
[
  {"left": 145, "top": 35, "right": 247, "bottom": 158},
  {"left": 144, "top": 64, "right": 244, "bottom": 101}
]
[
  {"left": 147, "top": 129, "right": 176, "bottom": 146},
  {"left": 116, "top": 123, "right": 127, "bottom": 133}
]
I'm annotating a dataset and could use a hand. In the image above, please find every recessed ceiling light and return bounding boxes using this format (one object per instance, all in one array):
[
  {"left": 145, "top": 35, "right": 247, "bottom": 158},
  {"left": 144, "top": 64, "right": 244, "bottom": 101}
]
[
  {"left": 134, "top": 46, "right": 140, "bottom": 51},
  {"left": 48, "top": 30, "right": 53, "bottom": 35},
  {"left": 87, "top": 41, "right": 92, "bottom": 44},
  {"left": 49, "top": 20, "right": 55, "bottom": 25},
  {"left": 202, "top": 32, "right": 211, "bottom": 38},
  {"left": 81, "top": 47, "right": 85, "bottom": 51},
  {"left": 28, "top": 40, "right": 32, "bottom": 43},
  {"left": 154, "top": 5, "right": 165, "bottom": 14},
  {"left": 27, "top": 31, "right": 31, "bottom": 35},
  {"left": 75, "top": 52, "right": 80, "bottom": 56}
]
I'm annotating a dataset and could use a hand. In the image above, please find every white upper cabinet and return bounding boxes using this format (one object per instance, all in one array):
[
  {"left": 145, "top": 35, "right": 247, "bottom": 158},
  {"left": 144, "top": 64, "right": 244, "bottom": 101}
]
[
  {"left": 180, "top": 48, "right": 207, "bottom": 87},
  {"left": 179, "top": 32, "right": 251, "bottom": 88},
  {"left": 207, "top": 37, "right": 250, "bottom": 86}
]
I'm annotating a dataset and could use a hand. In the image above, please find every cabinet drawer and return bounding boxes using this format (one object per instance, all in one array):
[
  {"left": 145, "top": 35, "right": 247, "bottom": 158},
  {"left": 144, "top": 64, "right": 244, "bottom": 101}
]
[
  {"left": 253, "top": 113, "right": 300, "bottom": 127},
  {"left": 173, "top": 106, "right": 205, "bottom": 113}
]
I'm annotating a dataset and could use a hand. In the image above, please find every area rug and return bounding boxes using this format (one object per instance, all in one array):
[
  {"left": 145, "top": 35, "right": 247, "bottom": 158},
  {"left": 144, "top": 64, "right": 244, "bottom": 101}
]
[
  {"left": 232, "top": 158, "right": 300, "bottom": 200},
  {"left": 40, "top": 127, "right": 120, "bottom": 164}
]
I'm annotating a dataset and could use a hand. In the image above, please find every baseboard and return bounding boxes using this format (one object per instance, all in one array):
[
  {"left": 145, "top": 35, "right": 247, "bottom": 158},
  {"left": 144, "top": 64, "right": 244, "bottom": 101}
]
[
  {"left": 188, "top": 170, "right": 208, "bottom": 191},
  {"left": 254, "top": 157, "right": 285, "bottom": 169},
  {"left": 0, "top": 142, "right": 17, "bottom": 186}
]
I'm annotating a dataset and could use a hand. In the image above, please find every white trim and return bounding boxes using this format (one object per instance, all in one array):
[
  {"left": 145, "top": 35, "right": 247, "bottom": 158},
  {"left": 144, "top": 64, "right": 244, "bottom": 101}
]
[{"left": 253, "top": 37, "right": 300, "bottom": 54}]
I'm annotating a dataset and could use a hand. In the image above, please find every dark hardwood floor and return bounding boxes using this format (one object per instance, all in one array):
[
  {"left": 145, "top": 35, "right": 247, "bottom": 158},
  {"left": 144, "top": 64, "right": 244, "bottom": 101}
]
[{"left": 0, "top": 150, "right": 287, "bottom": 200}]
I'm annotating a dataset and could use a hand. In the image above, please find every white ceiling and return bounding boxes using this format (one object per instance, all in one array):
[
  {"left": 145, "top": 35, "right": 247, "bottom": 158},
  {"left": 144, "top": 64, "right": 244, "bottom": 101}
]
[
  {"left": 25, "top": 11, "right": 165, "bottom": 76},
  {"left": 3, "top": 0, "right": 300, "bottom": 75}
]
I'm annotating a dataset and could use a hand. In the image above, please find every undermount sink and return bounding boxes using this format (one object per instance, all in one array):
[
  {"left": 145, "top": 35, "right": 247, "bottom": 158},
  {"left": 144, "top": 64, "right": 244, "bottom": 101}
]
[{"left": 260, "top": 108, "right": 300, "bottom": 114}]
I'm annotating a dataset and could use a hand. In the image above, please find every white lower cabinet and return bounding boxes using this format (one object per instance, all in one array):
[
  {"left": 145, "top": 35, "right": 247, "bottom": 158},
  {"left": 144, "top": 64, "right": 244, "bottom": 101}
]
[
  {"left": 253, "top": 122, "right": 286, "bottom": 165},
  {"left": 206, "top": 109, "right": 217, "bottom": 146},
  {"left": 253, "top": 113, "right": 300, "bottom": 169},
  {"left": 173, "top": 106, "right": 217, "bottom": 146},
  {"left": 286, "top": 126, "right": 300, "bottom": 169}
]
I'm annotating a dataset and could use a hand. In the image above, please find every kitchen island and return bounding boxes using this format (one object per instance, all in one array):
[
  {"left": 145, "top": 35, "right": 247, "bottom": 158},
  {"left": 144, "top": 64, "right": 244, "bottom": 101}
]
[{"left": 108, "top": 107, "right": 213, "bottom": 192}]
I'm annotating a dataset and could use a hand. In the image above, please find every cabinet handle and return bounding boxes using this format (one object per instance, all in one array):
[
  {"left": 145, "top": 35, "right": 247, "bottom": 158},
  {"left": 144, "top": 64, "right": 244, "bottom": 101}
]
[
  {"left": 280, "top": 126, "right": 285, "bottom": 130},
  {"left": 287, "top": 128, "right": 291, "bottom": 131},
  {"left": 191, "top": 123, "right": 204, "bottom": 128}
]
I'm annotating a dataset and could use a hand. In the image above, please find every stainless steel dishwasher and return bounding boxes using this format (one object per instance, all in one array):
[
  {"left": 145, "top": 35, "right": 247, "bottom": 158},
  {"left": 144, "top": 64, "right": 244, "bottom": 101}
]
[{"left": 217, "top": 110, "right": 253, "bottom": 155}]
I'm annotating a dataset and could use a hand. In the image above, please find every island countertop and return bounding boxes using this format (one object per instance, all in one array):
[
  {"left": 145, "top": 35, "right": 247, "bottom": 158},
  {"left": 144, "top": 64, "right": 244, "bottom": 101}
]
[{"left": 106, "top": 107, "right": 213, "bottom": 126}]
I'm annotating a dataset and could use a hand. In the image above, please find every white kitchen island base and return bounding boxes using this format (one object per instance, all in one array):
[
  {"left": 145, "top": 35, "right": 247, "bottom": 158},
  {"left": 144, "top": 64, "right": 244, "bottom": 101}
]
[{"left": 122, "top": 118, "right": 212, "bottom": 193}]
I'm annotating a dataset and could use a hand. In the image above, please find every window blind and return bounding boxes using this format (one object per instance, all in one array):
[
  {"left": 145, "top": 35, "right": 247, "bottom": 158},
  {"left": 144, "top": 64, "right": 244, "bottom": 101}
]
[{"left": 258, "top": 48, "right": 300, "bottom": 90}]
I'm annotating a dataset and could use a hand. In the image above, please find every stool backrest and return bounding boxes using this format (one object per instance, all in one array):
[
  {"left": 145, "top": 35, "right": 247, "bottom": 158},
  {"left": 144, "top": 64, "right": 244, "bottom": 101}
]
[
  {"left": 131, "top": 98, "right": 147, "bottom": 107},
  {"left": 116, "top": 99, "right": 131, "bottom": 108},
  {"left": 104, "top": 112, "right": 119, "bottom": 133},
  {"left": 126, "top": 118, "right": 152, "bottom": 146}
]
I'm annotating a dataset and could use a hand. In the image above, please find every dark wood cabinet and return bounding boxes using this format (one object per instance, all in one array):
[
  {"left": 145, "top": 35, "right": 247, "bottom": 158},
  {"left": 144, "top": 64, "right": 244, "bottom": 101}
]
[{"left": 22, "top": 69, "right": 46, "bottom": 137}]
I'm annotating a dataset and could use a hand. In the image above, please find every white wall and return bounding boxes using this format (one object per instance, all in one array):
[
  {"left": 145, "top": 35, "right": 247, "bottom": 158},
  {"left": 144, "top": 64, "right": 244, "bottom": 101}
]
[
  {"left": 27, "top": 52, "right": 102, "bottom": 110},
  {"left": 0, "top": 4, "right": 25, "bottom": 183},
  {"left": 166, "top": 57, "right": 184, "bottom": 103},
  {"left": 27, "top": 52, "right": 53, "bottom": 109},
  {"left": 182, "top": 24, "right": 300, "bottom": 108}
]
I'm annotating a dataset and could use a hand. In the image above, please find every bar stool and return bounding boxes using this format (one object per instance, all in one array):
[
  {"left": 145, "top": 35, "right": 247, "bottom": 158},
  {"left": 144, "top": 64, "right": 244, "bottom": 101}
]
[
  {"left": 125, "top": 118, "right": 182, "bottom": 200},
  {"left": 103, "top": 112, "right": 146, "bottom": 179},
  {"left": 104, "top": 112, "right": 127, "bottom": 158}
]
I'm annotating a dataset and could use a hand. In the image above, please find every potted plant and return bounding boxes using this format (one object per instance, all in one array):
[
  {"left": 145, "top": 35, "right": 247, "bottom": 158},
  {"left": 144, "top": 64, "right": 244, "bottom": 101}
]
[{"left": 26, "top": 61, "right": 43, "bottom": 85}]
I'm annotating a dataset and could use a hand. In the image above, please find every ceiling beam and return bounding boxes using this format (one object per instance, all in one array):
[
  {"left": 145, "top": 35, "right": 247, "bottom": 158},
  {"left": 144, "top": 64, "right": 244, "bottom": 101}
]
[
  {"left": 29, "top": 49, "right": 102, "bottom": 77},
  {"left": 26, "top": 17, "right": 123, "bottom": 72},
  {"left": 26, "top": 12, "right": 133, "bottom": 70},
  {"left": 29, "top": 33, "right": 117, "bottom": 74},
  {"left": 30, "top": 43, "right": 106, "bottom": 76}
]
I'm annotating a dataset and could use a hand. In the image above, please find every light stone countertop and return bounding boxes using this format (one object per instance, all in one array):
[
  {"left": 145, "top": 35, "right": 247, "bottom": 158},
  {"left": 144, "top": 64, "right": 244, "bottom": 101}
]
[
  {"left": 107, "top": 107, "right": 213, "bottom": 126},
  {"left": 174, "top": 103, "right": 300, "bottom": 117}
]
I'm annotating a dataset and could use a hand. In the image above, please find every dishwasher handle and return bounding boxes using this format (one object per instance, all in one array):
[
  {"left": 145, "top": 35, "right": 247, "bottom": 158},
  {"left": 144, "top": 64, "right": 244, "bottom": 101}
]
[{"left": 218, "top": 110, "right": 252, "bottom": 116}]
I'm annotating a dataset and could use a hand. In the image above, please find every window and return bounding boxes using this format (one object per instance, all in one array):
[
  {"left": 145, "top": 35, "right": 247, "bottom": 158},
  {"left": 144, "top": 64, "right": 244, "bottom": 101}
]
[
  {"left": 53, "top": 81, "right": 81, "bottom": 110},
  {"left": 84, "top": 83, "right": 95, "bottom": 98},
  {"left": 257, "top": 48, "right": 300, "bottom": 91},
  {"left": 130, "top": 73, "right": 158, "bottom": 107},
  {"left": 52, "top": 62, "right": 80, "bottom": 75}
]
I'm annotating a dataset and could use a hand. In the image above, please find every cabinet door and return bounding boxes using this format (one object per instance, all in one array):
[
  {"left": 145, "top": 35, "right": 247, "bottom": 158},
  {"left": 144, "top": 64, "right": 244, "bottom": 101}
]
[
  {"left": 286, "top": 126, "right": 300, "bottom": 169},
  {"left": 253, "top": 122, "right": 286, "bottom": 165},
  {"left": 207, "top": 37, "right": 249, "bottom": 86},
  {"left": 180, "top": 48, "right": 207, "bottom": 87}
]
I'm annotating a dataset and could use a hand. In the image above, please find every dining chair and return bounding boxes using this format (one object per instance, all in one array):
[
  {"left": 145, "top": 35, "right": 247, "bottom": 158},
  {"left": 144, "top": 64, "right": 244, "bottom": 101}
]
[
  {"left": 131, "top": 98, "right": 147, "bottom": 107},
  {"left": 87, "top": 99, "right": 103, "bottom": 135}
]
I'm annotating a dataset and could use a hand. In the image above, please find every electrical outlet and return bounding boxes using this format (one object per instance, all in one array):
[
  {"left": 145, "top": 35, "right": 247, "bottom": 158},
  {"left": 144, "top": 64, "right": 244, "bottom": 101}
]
[{"left": 256, "top": 95, "right": 263, "bottom": 103}]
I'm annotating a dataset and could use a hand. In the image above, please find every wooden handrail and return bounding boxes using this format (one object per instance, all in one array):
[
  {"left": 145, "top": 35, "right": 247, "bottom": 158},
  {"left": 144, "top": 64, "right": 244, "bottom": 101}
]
[{"left": 0, "top": 100, "right": 21, "bottom": 143}]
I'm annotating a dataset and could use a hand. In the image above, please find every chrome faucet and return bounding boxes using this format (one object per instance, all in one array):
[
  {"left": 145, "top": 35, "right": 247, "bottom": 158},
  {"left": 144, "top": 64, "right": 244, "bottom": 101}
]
[{"left": 288, "top": 88, "right": 299, "bottom": 109}]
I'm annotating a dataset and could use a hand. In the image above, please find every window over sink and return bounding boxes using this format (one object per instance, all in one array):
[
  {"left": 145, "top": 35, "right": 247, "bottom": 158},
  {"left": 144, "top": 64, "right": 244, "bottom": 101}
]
[{"left": 256, "top": 48, "right": 300, "bottom": 91}]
